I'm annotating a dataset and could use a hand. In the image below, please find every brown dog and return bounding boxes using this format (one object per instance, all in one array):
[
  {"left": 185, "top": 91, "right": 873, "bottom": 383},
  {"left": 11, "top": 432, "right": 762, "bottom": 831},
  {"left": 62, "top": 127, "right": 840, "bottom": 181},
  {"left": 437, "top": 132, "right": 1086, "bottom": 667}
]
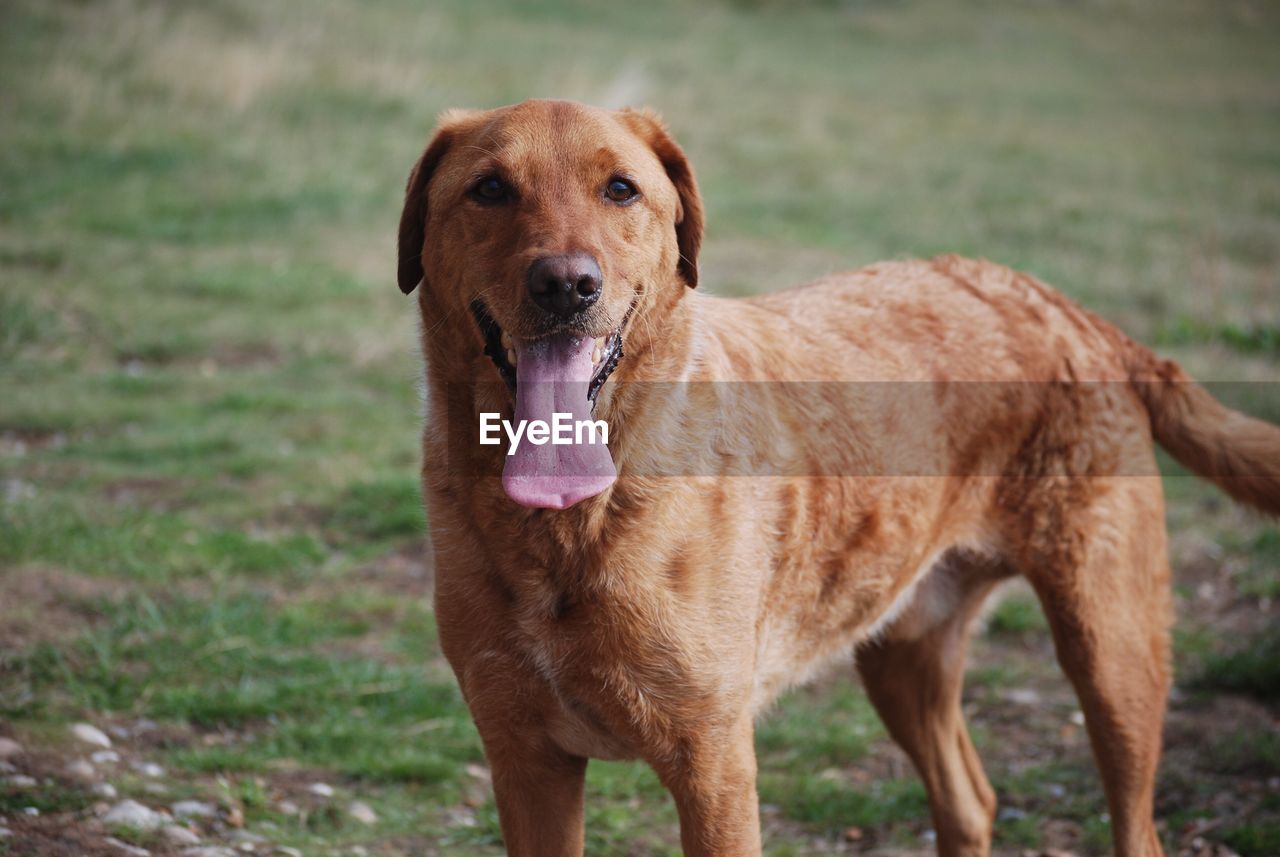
[{"left": 396, "top": 99, "right": 1280, "bottom": 857}]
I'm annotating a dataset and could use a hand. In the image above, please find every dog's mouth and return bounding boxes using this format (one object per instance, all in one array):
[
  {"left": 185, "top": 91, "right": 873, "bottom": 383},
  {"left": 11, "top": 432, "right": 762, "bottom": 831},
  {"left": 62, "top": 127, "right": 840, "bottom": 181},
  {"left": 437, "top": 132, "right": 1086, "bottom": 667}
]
[
  {"left": 470, "top": 300, "right": 628, "bottom": 510},
  {"left": 470, "top": 301, "right": 626, "bottom": 405}
]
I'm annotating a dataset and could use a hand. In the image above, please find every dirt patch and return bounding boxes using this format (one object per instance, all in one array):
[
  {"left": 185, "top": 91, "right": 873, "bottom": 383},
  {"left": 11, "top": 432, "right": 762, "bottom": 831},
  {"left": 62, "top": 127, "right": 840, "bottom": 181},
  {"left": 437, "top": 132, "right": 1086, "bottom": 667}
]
[
  {"left": 100, "top": 476, "right": 190, "bottom": 512},
  {"left": 0, "top": 567, "right": 120, "bottom": 650},
  {"left": 354, "top": 540, "right": 433, "bottom": 596},
  {"left": 2, "top": 813, "right": 151, "bottom": 857}
]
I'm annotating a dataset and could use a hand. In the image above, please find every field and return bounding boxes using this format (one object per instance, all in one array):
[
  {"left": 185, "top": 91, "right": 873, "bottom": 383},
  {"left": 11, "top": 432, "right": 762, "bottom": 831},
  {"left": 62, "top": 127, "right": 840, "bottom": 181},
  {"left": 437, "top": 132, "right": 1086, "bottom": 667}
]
[{"left": 1, "top": 0, "right": 1278, "bottom": 855}]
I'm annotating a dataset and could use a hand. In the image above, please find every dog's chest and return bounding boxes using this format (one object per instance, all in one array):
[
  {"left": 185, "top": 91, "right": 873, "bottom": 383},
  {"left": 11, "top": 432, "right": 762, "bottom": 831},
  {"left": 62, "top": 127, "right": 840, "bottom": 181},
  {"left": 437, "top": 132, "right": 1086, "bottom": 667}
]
[{"left": 509, "top": 586, "right": 693, "bottom": 761}]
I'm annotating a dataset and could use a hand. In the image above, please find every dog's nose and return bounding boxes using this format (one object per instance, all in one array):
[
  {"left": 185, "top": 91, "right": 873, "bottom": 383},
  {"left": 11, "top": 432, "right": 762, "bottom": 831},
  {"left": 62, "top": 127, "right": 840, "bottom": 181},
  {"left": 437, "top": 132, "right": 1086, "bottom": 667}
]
[{"left": 526, "top": 254, "right": 602, "bottom": 318}]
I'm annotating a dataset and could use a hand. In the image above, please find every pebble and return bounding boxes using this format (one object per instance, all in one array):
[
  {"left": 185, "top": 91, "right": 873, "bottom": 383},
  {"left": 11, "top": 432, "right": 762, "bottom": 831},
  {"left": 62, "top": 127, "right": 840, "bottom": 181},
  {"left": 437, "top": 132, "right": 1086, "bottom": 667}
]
[
  {"left": 92, "top": 750, "right": 122, "bottom": 764},
  {"left": 272, "top": 848, "right": 302, "bottom": 857},
  {"left": 93, "top": 783, "right": 119, "bottom": 799},
  {"left": 142, "top": 781, "right": 169, "bottom": 795},
  {"left": 65, "top": 759, "right": 97, "bottom": 783},
  {"left": 133, "top": 761, "right": 165, "bottom": 778},
  {"left": 71, "top": 723, "right": 113, "bottom": 749},
  {"left": 228, "top": 830, "right": 267, "bottom": 844},
  {"left": 104, "top": 836, "right": 151, "bottom": 856},
  {"left": 306, "top": 782, "right": 334, "bottom": 797},
  {"left": 999, "top": 806, "right": 1027, "bottom": 821},
  {"left": 1001, "top": 687, "right": 1041, "bottom": 706},
  {"left": 348, "top": 800, "right": 378, "bottom": 825},
  {"left": 0, "top": 738, "right": 23, "bottom": 758},
  {"left": 161, "top": 825, "right": 202, "bottom": 846},
  {"left": 0, "top": 827, "right": 11, "bottom": 838},
  {"left": 23, "top": 807, "right": 38, "bottom": 816},
  {"left": 181, "top": 848, "right": 238, "bottom": 857},
  {"left": 103, "top": 799, "right": 166, "bottom": 832},
  {"left": 172, "top": 800, "right": 218, "bottom": 819},
  {"left": 4, "top": 775, "right": 37, "bottom": 788},
  {"left": 276, "top": 800, "right": 299, "bottom": 816},
  {"left": 444, "top": 807, "right": 477, "bottom": 828}
]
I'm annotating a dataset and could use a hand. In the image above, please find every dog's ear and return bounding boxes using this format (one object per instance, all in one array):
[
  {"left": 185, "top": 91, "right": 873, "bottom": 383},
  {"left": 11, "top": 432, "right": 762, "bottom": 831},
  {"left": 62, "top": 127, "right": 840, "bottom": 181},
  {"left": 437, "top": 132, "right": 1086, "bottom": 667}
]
[
  {"left": 617, "top": 108, "right": 704, "bottom": 288},
  {"left": 397, "top": 110, "right": 475, "bottom": 294}
]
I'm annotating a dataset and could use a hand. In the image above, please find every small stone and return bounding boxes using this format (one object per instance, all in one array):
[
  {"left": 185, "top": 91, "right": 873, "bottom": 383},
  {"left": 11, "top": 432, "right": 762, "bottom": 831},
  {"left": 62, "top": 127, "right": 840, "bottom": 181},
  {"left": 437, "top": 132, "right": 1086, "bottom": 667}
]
[
  {"left": 93, "top": 783, "right": 119, "bottom": 799},
  {"left": 71, "top": 723, "right": 113, "bottom": 749},
  {"left": 161, "top": 825, "right": 201, "bottom": 846},
  {"left": 0, "top": 738, "right": 23, "bottom": 758},
  {"left": 0, "top": 827, "right": 11, "bottom": 838},
  {"left": 0, "top": 760, "right": 15, "bottom": 773},
  {"left": 276, "top": 800, "right": 299, "bottom": 816},
  {"left": 65, "top": 759, "right": 97, "bottom": 783},
  {"left": 104, "top": 836, "right": 151, "bottom": 856},
  {"left": 1001, "top": 687, "right": 1041, "bottom": 706},
  {"left": 181, "top": 848, "right": 238, "bottom": 857},
  {"left": 1070, "top": 710, "right": 1086, "bottom": 726},
  {"left": 306, "top": 782, "right": 333, "bottom": 797},
  {"left": 92, "top": 750, "right": 122, "bottom": 764},
  {"left": 444, "top": 807, "right": 476, "bottom": 828},
  {"left": 272, "top": 848, "right": 302, "bottom": 857},
  {"left": 23, "top": 806, "right": 39, "bottom": 816},
  {"left": 999, "top": 806, "right": 1027, "bottom": 821},
  {"left": 4, "top": 775, "right": 37, "bottom": 788},
  {"left": 348, "top": 800, "right": 378, "bottom": 825},
  {"left": 133, "top": 761, "right": 165, "bottom": 778},
  {"left": 229, "top": 830, "right": 267, "bottom": 844},
  {"left": 103, "top": 799, "right": 166, "bottom": 831},
  {"left": 172, "top": 800, "right": 218, "bottom": 819},
  {"left": 142, "top": 782, "right": 169, "bottom": 795}
]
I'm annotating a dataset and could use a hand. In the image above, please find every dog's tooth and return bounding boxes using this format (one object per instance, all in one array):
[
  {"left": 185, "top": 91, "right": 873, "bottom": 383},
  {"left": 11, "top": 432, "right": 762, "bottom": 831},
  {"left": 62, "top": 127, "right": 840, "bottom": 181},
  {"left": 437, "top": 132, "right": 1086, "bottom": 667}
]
[
  {"left": 592, "top": 343, "right": 602, "bottom": 364},
  {"left": 501, "top": 331, "right": 512, "bottom": 349},
  {"left": 507, "top": 348, "right": 517, "bottom": 366}
]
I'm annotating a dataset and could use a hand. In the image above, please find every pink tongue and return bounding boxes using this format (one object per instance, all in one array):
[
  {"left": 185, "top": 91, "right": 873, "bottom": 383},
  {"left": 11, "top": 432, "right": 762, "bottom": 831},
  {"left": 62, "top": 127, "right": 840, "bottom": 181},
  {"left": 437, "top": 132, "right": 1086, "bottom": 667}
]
[{"left": 502, "top": 334, "right": 617, "bottom": 509}]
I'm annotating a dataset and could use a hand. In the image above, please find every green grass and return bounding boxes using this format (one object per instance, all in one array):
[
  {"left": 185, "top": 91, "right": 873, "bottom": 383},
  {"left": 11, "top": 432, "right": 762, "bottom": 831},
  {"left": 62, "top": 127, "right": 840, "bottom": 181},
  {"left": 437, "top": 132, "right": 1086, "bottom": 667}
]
[{"left": 2, "top": 0, "right": 1278, "bottom": 854}]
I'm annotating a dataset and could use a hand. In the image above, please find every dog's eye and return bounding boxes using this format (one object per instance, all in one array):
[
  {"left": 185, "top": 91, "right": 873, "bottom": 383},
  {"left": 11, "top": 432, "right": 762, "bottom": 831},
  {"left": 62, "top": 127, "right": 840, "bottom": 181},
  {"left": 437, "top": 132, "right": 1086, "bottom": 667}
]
[
  {"left": 470, "top": 176, "right": 510, "bottom": 204},
  {"left": 604, "top": 178, "right": 639, "bottom": 204}
]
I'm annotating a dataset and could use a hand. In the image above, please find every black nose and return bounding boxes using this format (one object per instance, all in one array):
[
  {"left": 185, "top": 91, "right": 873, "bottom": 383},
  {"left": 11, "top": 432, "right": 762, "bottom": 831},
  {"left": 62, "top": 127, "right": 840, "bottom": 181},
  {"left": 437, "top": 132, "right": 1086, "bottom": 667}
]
[{"left": 526, "top": 254, "right": 602, "bottom": 318}]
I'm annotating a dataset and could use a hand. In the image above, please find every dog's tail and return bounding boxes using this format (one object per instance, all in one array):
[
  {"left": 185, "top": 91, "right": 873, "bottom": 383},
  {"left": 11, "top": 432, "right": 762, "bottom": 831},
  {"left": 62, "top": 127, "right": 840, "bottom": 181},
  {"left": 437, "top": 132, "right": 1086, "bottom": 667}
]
[{"left": 1123, "top": 339, "right": 1280, "bottom": 515}]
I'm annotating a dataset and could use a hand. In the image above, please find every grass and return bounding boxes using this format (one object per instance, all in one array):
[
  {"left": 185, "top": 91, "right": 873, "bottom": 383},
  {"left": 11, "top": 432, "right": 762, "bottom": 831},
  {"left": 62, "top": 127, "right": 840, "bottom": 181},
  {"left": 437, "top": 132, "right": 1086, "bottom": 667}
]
[{"left": 1, "top": 0, "right": 1278, "bottom": 854}]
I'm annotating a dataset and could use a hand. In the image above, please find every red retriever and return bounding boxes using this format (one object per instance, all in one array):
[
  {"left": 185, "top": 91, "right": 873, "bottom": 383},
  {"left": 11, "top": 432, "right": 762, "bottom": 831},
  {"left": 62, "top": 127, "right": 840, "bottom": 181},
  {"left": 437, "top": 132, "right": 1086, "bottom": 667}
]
[{"left": 396, "top": 99, "right": 1280, "bottom": 856}]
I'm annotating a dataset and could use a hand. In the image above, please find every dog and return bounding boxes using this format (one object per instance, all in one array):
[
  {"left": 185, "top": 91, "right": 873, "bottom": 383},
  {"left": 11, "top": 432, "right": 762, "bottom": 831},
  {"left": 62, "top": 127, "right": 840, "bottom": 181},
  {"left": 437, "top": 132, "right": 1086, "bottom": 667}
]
[{"left": 396, "top": 99, "right": 1280, "bottom": 857}]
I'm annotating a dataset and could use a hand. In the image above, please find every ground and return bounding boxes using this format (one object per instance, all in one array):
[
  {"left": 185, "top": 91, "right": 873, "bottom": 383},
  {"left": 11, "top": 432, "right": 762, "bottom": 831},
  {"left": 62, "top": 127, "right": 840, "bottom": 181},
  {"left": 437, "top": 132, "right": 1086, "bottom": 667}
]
[{"left": 1, "top": 0, "right": 1278, "bottom": 855}]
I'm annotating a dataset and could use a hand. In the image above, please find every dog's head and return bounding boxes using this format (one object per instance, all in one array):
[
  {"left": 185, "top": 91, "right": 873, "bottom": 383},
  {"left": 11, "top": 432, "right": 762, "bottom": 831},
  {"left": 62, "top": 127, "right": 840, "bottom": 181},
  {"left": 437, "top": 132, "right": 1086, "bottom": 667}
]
[{"left": 397, "top": 99, "right": 703, "bottom": 510}]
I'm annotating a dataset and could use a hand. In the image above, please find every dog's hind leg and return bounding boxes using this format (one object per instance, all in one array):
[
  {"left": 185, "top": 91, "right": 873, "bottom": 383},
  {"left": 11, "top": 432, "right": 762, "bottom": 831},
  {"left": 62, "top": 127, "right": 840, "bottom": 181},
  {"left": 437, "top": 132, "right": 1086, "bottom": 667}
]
[
  {"left": 856, "top": 554, "right": 1004, "bottom": 857},
  {"left": 1020, "top": 480, "right": 1172, "bottom": 857}
]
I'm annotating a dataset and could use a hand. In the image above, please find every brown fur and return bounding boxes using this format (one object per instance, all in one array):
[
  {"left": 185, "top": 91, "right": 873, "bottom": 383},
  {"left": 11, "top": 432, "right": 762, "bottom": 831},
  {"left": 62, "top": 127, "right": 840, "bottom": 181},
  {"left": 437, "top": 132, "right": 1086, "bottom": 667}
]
[{"left": 396, "top": 99, "right": 1280, "bottom": 857}]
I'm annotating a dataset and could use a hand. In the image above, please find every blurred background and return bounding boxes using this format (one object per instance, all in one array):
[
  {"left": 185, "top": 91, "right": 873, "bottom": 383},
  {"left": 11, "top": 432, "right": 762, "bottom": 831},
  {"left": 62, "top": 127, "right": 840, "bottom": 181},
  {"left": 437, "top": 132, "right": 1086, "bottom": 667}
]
[{"left": 1, "top": 1, "right": 1277, "bottom": 855}]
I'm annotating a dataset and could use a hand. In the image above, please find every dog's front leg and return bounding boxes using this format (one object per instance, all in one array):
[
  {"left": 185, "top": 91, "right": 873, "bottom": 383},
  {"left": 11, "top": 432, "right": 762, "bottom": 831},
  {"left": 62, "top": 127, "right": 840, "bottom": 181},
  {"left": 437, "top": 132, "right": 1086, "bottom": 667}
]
[
  {"left": 653, "top": 715, "right": 762, "bottom": 857},
  {"left": 459, "top": 657, "right": 588, "bottom": 857},
  {"left": 478, "top": 724, "right": 588, "bottom": 857}
]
